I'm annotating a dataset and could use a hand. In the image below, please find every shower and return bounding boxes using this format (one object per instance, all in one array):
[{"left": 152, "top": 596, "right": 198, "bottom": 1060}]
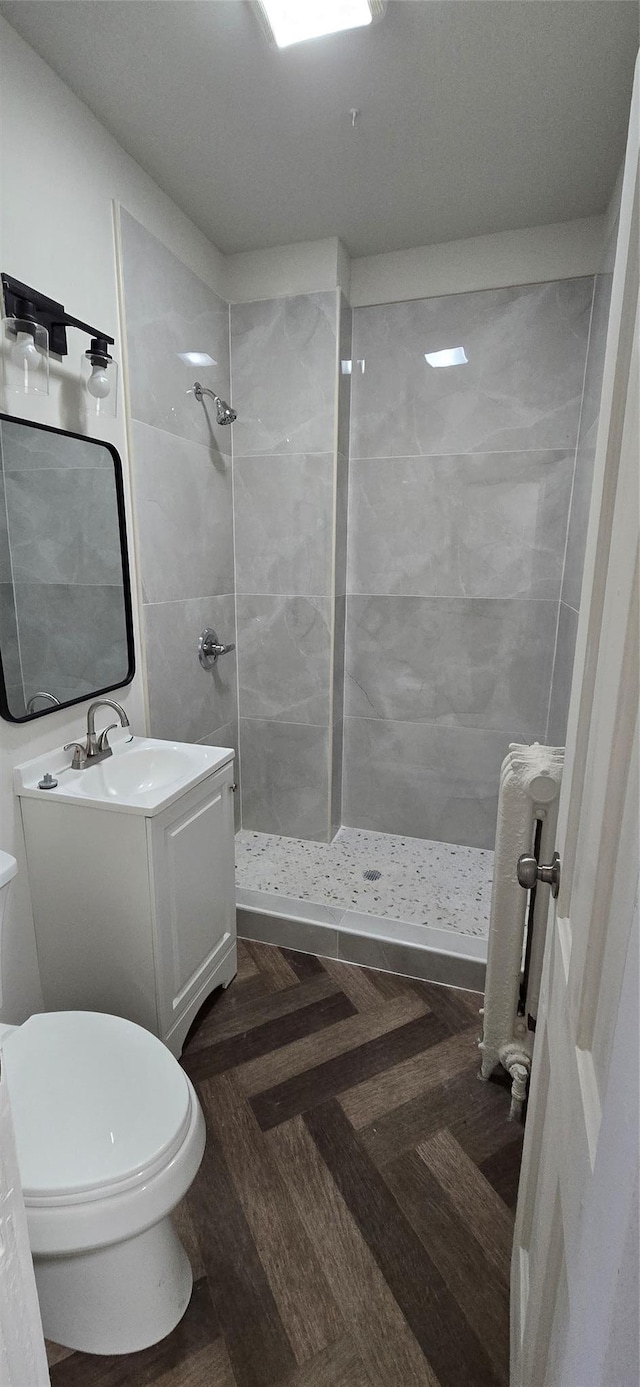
[{"left": 193, "top": 380, "right": 237, "bottom": 424}]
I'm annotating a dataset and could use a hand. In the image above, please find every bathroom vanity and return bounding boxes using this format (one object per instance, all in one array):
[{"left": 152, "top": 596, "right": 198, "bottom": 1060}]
[{"left": 15, "top": 738, "right": 237, "bottom": 1056}]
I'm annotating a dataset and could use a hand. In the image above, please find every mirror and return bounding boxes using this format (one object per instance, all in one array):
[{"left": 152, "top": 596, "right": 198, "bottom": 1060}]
[{"left": 0, "top": 413, "right": 135, "bottom": 722}]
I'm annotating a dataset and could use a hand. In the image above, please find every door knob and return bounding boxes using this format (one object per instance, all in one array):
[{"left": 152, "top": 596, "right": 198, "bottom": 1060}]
[
  {"left": 517, "top": 851, "right": 561, "bottom": 898},
  {"left": 198, "top": 627, "right": 236, "bottom": 670}
]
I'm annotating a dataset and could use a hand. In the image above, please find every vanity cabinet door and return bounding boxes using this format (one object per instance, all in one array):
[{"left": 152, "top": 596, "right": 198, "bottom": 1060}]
[{"left": 148, "top": 764, "right": 236, "bottom": 1039}]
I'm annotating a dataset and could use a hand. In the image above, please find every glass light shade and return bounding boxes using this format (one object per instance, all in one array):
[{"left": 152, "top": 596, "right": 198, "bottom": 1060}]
[
  {"left": 80, "top": 352, "right": 118, "bottom": 419},
  {"left": 2, "top": 317, "right": 50, "bottom": 395}
]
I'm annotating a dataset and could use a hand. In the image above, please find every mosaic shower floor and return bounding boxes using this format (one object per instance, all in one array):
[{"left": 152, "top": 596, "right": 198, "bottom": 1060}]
[{"left": 235, "top": 827, "right": 494, "bottom": 965}]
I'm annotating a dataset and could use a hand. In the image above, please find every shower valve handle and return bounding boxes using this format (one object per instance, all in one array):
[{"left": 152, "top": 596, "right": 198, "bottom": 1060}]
[{"left": 198, "top": 628, "right": 235, "bottom": 670}]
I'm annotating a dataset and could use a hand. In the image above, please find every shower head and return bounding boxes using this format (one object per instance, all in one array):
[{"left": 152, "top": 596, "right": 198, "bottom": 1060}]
[
  {"left": 193, "top": 381, "right": 237, "bottom": 425},
  {"left": 215, "top": 397, "right": 237, "bottom": 426}
]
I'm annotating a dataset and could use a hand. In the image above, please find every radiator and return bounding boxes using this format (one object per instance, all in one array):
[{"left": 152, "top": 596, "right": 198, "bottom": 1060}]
[{"left": 479, "top": 742, "right": 564, "bottom": 1119}]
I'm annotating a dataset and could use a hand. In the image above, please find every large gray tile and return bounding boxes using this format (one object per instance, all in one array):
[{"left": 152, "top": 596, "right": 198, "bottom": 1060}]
[
  {"left": 0, "top": 581, "right": 22, "bottom": 690},
  {"left": 144, "top": 594, "right": 237, "bottom": 742},
  {"left": 234, "top": 453, "right": 333, "bottom": 596},
  {"left": 578, "top": 272, "right": 613, "bottom": 445},
  {"left": 5, "top": 468, "right": 122, "bottom": 587},
  {"left": 351, "top": 278, "right": 593, "bottom": 458},
  {"left": 332, "top": 593, "right": 346, "bottom": 728},
  {"left": 199, "top": 718, "right": 240, "bottom": 829},
  {"left": 131, "top": 421, "right": 234, "bottom": 602},
  {"left": 331, "top": 593, "right": 346, "bottom": 834},
  {"left": 347, "top": 450, "right": 573, "bottom": 600},
  {"left": 345, "top": 594, "right": 556, "bottom": 738},
  {"left": 0, "top": 420, "right": 111, "bottom": 472},
  {"left": 334, "top": 451, "right": 349, "bottom": 599},
  {"left": 236, "top": 595, "right": 331, "bottom": 725},
  {"left": 331, "top": 717, "right": 344, "bottom": 839},
  {"left": 342, "top": 716, "right": 511, "bottom": 849},
  {"left": 237, "top": 909, "right": 339, "bottom": 960},
  {"left": 547, "top": 602, "right": 579, "bottom": 746},
  {"left": 562, "top": 273, "right": 613, "bottom": 612},
  {"left": 3, "top": 682, "right": 26, "bottom": 719},
  {"left": 230, "top": 293, "right": 337, "bottom": 455},
  {"left": 337, "top": 293, "right": 352, "bottom": 461},
  {"left": 0, "top": 474, "right": 11, "bottom": 585},
  {"left": 336, "top": 930, "right": 485, "bottom": 991},
  {"left": 119, "top": 208, "right": 231, "bottom": 452},
  {"left": 239, "top": 718, "right": 330, "bottom": 841},
  {"left": 14, "top": 582, "right": 129, "bottom": 692},
  {"left": 561, "top": 445, "right": 595, "bottom": 614}
]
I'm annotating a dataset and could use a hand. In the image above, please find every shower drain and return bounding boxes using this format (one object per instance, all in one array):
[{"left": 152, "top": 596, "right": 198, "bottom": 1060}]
[{"left": 363, "top": 869, "right": 382, "bottom": 882}]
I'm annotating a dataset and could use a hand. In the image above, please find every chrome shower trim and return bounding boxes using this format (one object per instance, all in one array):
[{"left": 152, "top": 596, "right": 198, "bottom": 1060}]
[{"left": 192, "top": 381, "right": 237, "bottom": 424}]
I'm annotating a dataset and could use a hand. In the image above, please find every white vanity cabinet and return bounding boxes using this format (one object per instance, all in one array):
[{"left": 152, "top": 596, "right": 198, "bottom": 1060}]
[
  {"left": 148, "top": 768, "right": 237, "bottom": 1046},
  {"left": 17, "top": 744, "right": 237, "bottom": 1057}
]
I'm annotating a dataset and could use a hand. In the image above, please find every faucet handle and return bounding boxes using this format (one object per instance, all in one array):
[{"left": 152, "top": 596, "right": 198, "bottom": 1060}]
[
  {"left": 97, "top": 724, "right": 118, "bottom": 754},
  {"left": 64, "top": 741, "right": 88, "bottom": 770}
]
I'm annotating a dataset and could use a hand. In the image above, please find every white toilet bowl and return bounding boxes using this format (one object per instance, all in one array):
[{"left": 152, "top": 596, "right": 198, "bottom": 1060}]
[{"left": 0, "top": 1008, "right": 206, "bottom": 1355}]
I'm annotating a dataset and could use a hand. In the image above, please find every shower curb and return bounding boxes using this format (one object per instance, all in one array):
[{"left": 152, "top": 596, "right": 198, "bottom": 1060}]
[{"left": 236, "top": 899, "right": 486, "bottom": 993}]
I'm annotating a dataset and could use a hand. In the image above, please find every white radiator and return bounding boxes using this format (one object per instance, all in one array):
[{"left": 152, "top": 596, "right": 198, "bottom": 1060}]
[{"left": 479, "top": 742, "right": 564, "bottom": 1119}]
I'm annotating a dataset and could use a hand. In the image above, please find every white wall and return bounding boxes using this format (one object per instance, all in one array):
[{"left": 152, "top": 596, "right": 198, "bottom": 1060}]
[
  {"left": 225, "top": 236, "right": 350, "bottom": 303},
  {"left": 348, "top": 215, "right": 605, "bottom": 307},
  {"left": 0, "top": 15, "right": 223, "bottom": 1022},
  {"left": 224, "top": 216, "right": 605, "bottom": 307}
]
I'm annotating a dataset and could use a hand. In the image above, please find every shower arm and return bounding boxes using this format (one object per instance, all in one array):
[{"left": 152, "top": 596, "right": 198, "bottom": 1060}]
[{"left": 192, "top": 380, "right": 236, "bottom": 424}]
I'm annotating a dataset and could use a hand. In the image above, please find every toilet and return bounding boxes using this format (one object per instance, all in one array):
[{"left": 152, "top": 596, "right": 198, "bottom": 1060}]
[{"left": 0, "top": 850, "right": 206, "bottom": 1355}]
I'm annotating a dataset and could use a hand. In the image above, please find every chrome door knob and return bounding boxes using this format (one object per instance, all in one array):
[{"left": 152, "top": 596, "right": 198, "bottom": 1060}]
[{"left": 517, "top": 851, "right": 561, "bottom": 898}]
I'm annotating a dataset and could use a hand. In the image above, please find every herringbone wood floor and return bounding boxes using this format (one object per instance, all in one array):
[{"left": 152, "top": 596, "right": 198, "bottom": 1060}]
[{"left": 48, "top": 940, "right": 523, "bottom": 1387}]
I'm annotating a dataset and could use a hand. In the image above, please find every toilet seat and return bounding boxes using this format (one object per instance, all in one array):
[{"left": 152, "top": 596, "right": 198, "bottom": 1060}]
[
  {"left": 2, "top": 1011, "right": 193, "bottom": 1202},
  {"left": 1, "top": 1010, "right": 206, "bottom": 1257}
]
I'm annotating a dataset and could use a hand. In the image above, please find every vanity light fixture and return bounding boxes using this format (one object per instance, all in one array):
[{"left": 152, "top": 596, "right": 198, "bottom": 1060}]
[
  {"left": 2, "top": 292, "right": 50, "bottom": 395},
  {"left": 1, "top": 273, "right": 117, "bottom": 412},
  {"left": 255, "top": 0, "right": 385, "bottom": 49},
  {"left": 80, "top": 337, "right": 118, "bottom": 417},
  {"left": 425, "top": 347, "right": 468, "bottom": 368}
]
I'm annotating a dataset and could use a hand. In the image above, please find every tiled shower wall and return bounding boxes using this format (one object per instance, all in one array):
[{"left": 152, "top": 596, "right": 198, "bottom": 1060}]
[
  {"left": 230, "top": 291, "right": 345, "bottom": 841},
  {"left": 119, "top": 219, "right": 604, "bottom": 851},
  {"left": 119, "top": 211, "right": 239, "bottom": 785},
  {"left": 547, "top": 270, "right": 613, "bottom": 742},
  {"left": 343, "top": 279, "right": 595, "bottom": 848}
]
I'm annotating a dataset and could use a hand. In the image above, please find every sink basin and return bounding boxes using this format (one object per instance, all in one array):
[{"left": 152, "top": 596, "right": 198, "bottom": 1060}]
[
  {"left": 75, "top": 746, "right": 194, "bottom": 800},
  {"left": 14, "top": 736, "right": 234, "bottom": 816}
]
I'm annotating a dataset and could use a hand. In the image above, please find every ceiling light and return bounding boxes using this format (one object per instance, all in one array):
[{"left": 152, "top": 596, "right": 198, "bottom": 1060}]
[
  {"left": 178, "top": 351, "right": 217, "bottom": 367},
  {"left": 425, "top": 347, "right": 468, "bottom": 368},
  {"left": 256, "top": 0, "right": 382, "bottom": 49}
]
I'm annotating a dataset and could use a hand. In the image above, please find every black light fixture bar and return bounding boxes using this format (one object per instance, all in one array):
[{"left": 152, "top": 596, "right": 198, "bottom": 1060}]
[{"left": 1, "top": 273, "right": 114, "bottom": 358}]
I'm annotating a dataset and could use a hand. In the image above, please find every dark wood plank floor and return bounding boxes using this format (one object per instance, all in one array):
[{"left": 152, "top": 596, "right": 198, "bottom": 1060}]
[{"left": 48, "top": 942, "right": 523, "bottom": 1387}]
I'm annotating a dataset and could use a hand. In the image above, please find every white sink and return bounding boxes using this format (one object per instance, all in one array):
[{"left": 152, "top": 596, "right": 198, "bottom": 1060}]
[
  {"left": 74, "top": 745, "right": 195, "bottom": 800},
  {"left": 14, "top": 736, "right": 234, "bottom": 816}
]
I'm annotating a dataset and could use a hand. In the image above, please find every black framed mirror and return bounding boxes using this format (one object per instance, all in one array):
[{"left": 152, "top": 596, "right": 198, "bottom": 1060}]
[{"left": 0, "top": 413, "right": 135, "bottom": 722}]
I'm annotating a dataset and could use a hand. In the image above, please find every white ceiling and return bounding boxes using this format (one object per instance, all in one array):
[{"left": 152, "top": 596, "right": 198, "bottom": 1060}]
[{"left": 1, "top": 0, "right": 637, "bottom": 258}]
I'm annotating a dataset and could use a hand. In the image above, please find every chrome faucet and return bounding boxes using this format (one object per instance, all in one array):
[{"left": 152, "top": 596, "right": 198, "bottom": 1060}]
[{"left": 64, "top": 699, "right": 131, "bottom": 769}]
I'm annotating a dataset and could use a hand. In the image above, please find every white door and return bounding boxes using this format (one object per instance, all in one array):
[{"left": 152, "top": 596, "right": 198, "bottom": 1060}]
[
  {"left": 511, "top": 57, "right": 639, "bottom": 1387},
  {"left": 0, "top": 1060, "right": 50, "bottom": 1386}
]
